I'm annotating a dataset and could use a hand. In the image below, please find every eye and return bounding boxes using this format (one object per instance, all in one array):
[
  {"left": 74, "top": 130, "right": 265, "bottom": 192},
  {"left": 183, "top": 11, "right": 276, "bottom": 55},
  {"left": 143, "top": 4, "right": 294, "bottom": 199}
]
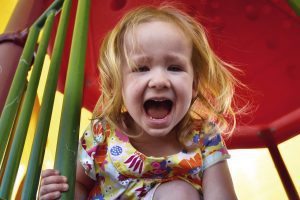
[
  {"left": 168, "top": 65, "right": 183, "bottom": 72},
  {"left": 134, "top": 65, "right": 149, "bottom": 72}
]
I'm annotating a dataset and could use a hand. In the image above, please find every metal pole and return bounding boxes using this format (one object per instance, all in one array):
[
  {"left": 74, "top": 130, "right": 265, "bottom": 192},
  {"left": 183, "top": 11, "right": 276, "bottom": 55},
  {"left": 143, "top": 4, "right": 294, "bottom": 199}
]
[{"left": 258, "top": 129, "right": 300, "bottom": 200}]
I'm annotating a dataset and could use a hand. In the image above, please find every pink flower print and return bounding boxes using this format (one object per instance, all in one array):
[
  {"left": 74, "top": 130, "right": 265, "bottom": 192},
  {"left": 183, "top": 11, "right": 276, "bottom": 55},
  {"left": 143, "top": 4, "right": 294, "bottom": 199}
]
[
  {"left": 135, "top": 186, "right": 147, "bottom": 197},
  {"left": 115, "top": 130, "right": 129, "bottom": 142},
  {"left": 143, "top": 160, "right": 170, "bottom": 178},
  {"left": 124, "top": 154, "right": 144, "bottom": 174},
  {"left": 117, "top": 174, "right": 128, "bottom": 181},
  {"left": 151, "top": 162, "right": 160, "bottom": 169},
  {"left": 83, "top": 160, "right": 92, "bottom": 171},
  {"left": 87, "top": 145, "right": 98, "bottom": 158},
  {"left": 220, "top": 147, "right": 228, "bottom": 155}
]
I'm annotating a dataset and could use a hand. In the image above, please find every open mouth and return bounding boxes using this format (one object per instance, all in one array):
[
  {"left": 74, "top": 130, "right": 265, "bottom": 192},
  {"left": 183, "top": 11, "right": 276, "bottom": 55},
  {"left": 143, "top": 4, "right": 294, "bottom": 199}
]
[{"left": 144, "top": 99, "right": 173, "bottom": 119}]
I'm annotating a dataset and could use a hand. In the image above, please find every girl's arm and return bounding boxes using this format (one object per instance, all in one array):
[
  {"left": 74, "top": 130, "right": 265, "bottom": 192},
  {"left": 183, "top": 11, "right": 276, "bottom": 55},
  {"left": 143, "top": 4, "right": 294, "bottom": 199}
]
[
  {"left": 75, "top": 160, "right": 95, "bottom": 199},
  {"left": 202, "top": 160, "right": 237, "bottom": 200}
]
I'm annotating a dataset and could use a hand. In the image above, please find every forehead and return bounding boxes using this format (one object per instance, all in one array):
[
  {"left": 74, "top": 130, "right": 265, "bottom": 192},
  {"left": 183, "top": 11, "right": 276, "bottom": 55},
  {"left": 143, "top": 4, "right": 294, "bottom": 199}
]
[{"left": 124, "top": 20, "right": 192, "bottom": 54}]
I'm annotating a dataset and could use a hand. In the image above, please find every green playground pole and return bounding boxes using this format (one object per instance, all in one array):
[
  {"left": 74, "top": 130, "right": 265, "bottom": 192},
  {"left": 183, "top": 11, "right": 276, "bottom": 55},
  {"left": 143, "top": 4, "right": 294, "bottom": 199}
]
[
  {"left": 21, "top": 0, "right": 71, "bottom": 199},
  {"left": 0, "top": 11, "right": 55, "bottom": 199},
  {"left": 54, "top": 0, "right": 90, "bottom": 199}
]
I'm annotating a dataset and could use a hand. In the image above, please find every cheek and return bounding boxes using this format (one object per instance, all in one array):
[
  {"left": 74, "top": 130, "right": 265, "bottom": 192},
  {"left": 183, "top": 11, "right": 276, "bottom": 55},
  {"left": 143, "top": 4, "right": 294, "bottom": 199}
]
[
  {"left": 122, "top": 86, "right": 132, "bottom": 104},
  {"left": 122, "top": 80, "right": 140, "bottom": 105},
  {"left": 121, "top": 80, "right": 130, "bottom": 106},
  {"left": 124, "top": 76, "right": 147, "bottom": 93},
  {"left": 180, "top": 79, "right": 195, "bottom": 106}
]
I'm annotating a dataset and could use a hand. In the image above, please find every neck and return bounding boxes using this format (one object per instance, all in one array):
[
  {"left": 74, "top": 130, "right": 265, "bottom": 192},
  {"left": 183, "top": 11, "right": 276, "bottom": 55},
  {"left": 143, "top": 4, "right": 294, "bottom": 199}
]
[{"left": 129, "top": 130, "right": 182, "bottom": 157}]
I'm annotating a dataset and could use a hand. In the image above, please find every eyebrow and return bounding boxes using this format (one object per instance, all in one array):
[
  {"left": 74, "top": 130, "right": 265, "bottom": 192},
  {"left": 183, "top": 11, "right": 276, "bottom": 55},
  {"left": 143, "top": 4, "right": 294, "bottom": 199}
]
[
  {"left": 131, "top": 53, "right": 188, "bottom": 64},
  {"left": 164, "top": 53, "right": 188, "bottom": 64},
  {"left": 130, "top": 55, "right": 151, "bottom": 63}
]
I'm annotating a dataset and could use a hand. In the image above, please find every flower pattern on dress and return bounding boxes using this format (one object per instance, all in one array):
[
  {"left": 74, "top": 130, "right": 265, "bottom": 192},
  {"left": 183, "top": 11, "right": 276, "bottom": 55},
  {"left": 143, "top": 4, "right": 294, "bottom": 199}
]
[
  {"left": 124, "top": 152, "right": 145, "bottom": 174},
  {"left": 110, "top": 145, "right": 123, "bottom": 156},
  {"left": 115, "top": 129, "right": 129, "bottom": 142},
  {"left": 78, "top": 118, "right": 230, "bottom": 200},
  {"left": 135, "top": 186, "right": 148, "bottom": 198},
  {"left": 178, "top": 153, "right": 202, "bottom": 171}
]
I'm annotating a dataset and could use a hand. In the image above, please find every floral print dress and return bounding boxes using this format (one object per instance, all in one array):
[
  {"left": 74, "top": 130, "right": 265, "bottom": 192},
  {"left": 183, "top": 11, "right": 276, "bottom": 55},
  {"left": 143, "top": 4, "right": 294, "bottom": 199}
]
[{"left": 78, "top": 118, "right": 230, "bottom": 199}]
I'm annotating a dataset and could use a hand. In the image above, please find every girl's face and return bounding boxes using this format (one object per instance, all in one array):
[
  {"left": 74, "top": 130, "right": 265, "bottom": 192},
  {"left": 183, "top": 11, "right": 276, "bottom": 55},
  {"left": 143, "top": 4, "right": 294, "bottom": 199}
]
[{"left": 121, "top": 20, "right": 196, "bottom": 138}]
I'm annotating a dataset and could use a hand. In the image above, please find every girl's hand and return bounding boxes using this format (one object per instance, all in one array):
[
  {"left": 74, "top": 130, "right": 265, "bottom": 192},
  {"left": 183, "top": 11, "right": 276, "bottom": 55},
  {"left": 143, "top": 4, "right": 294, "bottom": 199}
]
[{"left": 39, "top": 169, "right": 69, "bottom": 200}]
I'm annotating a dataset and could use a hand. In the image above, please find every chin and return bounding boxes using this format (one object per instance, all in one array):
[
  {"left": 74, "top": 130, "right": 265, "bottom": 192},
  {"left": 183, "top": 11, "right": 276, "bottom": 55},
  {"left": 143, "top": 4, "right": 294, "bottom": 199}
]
[{"left": 145, "top": 127, "right": 174, "bottom": 138}]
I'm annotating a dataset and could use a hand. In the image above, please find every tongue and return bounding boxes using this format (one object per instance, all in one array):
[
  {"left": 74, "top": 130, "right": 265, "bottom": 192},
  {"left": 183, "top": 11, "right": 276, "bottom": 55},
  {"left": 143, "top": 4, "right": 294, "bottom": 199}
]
[{"left": 146, "top": 101, "right": 170, "bottom": 119}]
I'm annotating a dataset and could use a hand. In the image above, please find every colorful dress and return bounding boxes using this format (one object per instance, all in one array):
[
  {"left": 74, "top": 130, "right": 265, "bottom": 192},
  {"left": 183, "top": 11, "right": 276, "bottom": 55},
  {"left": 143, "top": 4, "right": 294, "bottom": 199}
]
[{"left": 78, "top": 118, "right": 230, "bottom": 199}]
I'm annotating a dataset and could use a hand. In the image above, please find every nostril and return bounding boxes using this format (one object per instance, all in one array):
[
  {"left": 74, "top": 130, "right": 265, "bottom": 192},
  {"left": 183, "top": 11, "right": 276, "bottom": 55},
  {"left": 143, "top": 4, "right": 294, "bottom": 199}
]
[{"left": 148, "top": 79, "right": 171, "bottom": 89}]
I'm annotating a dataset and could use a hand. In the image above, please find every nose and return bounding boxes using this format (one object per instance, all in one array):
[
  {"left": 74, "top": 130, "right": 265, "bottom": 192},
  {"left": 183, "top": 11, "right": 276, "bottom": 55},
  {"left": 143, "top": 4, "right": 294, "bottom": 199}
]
[{"left": 148, "top": 69, "right": 171, "bottom": 89}]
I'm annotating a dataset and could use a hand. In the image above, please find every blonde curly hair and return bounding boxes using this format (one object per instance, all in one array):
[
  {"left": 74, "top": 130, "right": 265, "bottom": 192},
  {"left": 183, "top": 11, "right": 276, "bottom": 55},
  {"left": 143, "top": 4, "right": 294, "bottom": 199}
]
[{"left": 93, "top": 5, "right": 242, "bottom": 142}]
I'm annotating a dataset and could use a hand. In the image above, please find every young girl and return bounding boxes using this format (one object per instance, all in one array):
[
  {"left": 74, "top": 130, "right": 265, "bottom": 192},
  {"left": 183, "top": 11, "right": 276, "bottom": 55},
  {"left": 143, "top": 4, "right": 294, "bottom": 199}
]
[{"left": 39, "top": 5, "right": 239, "bottom": 200}]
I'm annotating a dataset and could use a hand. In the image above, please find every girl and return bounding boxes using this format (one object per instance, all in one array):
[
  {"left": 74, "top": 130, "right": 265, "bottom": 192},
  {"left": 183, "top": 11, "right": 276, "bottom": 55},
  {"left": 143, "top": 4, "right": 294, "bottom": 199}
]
[{"left": 39, "top": 5, "right": 239, "bottom": 200}]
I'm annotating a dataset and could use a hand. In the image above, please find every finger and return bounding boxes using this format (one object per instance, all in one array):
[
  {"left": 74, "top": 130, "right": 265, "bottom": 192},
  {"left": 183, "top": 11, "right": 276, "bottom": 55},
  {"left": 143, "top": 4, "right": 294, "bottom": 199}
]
[
  {"left": 39, "top": 183, "right": 69, "bottom": 196},
  {"left": 39, "top": 191, "right": 61, "bottom": 200},
  {"left": 41, "top": 169, "right": 60, "bottom": 178},
  {"left": 41, "top": 175, "right": 68, "bottom": 186}
]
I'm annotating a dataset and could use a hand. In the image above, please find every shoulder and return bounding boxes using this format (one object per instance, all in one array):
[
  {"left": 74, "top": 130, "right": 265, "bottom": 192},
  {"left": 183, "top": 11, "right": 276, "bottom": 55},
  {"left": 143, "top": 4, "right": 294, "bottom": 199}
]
[
  {"left": 182, "top": 120, "right": 222, "bottom": 148},
  {"left": 182, "top": 120, "right": 230, "bottom": 172},
  {"left": 80, "top": 117, "right": 113, "bottom": 149},
  {"left": 78, "top": 118, "right": 113, "bottom": 180}
]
